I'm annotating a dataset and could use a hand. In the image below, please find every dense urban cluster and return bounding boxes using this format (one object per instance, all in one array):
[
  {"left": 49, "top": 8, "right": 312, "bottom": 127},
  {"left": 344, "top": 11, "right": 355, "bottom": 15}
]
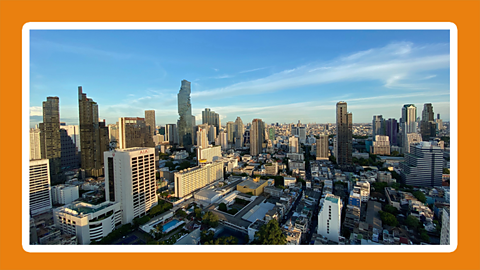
[{"left": 30, "top": 80, "right": 450, "bottom": 246}]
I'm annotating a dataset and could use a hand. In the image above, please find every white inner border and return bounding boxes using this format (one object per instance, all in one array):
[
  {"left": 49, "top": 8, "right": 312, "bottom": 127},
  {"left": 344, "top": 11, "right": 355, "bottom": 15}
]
[{"left": 22, "top": 22, "right": 458, "bottom": 253}]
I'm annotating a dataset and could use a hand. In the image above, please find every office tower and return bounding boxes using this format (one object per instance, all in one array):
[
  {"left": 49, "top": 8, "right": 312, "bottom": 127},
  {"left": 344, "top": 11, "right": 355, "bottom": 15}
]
[
  {"left": 177, "top": 80, "right": 194, "bottom": 149},
  {"left": 403, "top": 133, "right": 422, "bottom": 154},
  {"left": 317, "top": 194, "right": 343, "bottom": 243},
  {"left": 197, "top": 146, "right": 222, "bottom": 164},
  {"left": 165, "top": 124, "right": 178, "bottom": 144},
  {"left": 226, "top": 121, "right": 235, "bottom": 144},
  {"left": 78, "top": 86, "right": 109, "bottom": 177},
  {"left": 372, "top": 115, "right": 385, "bottom": 137},
  {"left": 218, "top": 129, "right": 228, "bottom": 150},
  {"left": 371, "top": 135, "right": 390, "bottom": 155},
  {"left": 250, "top": 119, "right": 264, "bottom": 156},
  {"left": 400, "top": 141, "right": 443, "bottom": 187},
  {"left": 174, "top": 161, "right": 223, "bottom": 198},
  {"left": 144, "top": 110, "right": 156, "bottom": 136},
  {"left": 268, "top": 127, "right": 275, "bottom": 142},
  {"left": 104, "top": 147, "right": 158, "bottom": 224},
  {"left": 385, "top": 118, "right": 398, "bottom": 146},
  {"left": 29, "top": 159, "right": 52, "bottom": 216},
  {"left": 118, "top": 117, "right": 155, "bottom": 149},
  {"left": 440, "top": 208, "right": 450, "bottom": 245},
  {"left": 298, "top": 126, "right": 306, "bottom": 144},
  {"left": 336, "top": 102, "right": 353, "bottom": 169},
  {"left": 107, "top": 123, "right": 119, "bottom": 144},
  {"left": 316, "top": 134, "right": 329, "bottom": 160},
  {"left": 202, "top": 108, "right": 221, "bottom": 136},
  {"left": 208, "top": 125, "right": 216, "bottom": 144},
  {"left": 421, "top": 103, "right": 436, "bottom": 141},
  {"left": 289, "top": 136, "right": 300, "bottom": 154},
  {"left": 159, "top": 126, "right": 165, "bottom": 135},
  {"left": 235, "top": 117, "right": 244, "bottom": 148},
  {"left": 401, "top": 104, "right": 417, "bottom": 134},
  {"left": 40, "top": 97, "right": 61, "bottom": 182},
  {"left": 196, "top": 125, "right": 209, "bottom": 149},
  {"left": 153, "top": 134, "right": 165, "bottom": 145},
  {"left": 30, "top": 128, "right": 42, "bottom": 160},
  {"left": 60, "top": 128, "right": 80, "bottom": 169},
  {"left": 60, "top": 124, "right": 80, "bottom": 150}
]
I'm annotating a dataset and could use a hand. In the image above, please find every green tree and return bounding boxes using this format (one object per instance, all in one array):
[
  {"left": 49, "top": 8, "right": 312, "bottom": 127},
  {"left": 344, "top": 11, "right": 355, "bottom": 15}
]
[
  {"left": 443, "top": 168, "right": 450, "bottom": 174},
  {"left": 218, "top": 202, "right": 228, "bottom": 212},
  {"left": 383, "top": 205, "right": 398, "bottom": 216},
  {"left": 194, "top": 208, "right": 203, "bottom": 219},
  {"left": 178, "top": 160, "right": 191, "bottom": 170},
  {"left": 254, "top": 219, "right": 287, "bottom": 245},
  {"left": 202, "top": 211, "right": 219, "bottom": 227},
  {"left": 200, "top": 230, "right": 215, "bottom": 244},
  {"left": 175, "top": 209, "right": 188, "bottom": 218},
  {"left": 412, "top": 191, "right": 427, "bottom": 203},
  {"left": 379, "top": 211, "right": 399, "bottom": 227},
  {"left": 405, "top": 215, "right": 420, "bottom": 229}
]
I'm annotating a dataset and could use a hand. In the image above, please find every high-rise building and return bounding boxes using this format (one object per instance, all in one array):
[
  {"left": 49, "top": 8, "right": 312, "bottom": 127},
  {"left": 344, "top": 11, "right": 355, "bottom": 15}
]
[
  {"left": 177, "top": 80, "right": 194, "bottom": 149},
  {"left": 60, "top": 128, "right": 80, "bottom": 170},
  {"left": 217, "top": 129, "right": 228, "bottom": 150},
  {"left": 104, "top": 147, "right": 158, "bottom": 224},
  {"left": 196, "top": 125, "right": 209, "bottom": 149},
  {"left": 197, "top": 145, "right": 222, "bottom": 164},
  {"left": 372, "top": 115, "right": 384, "bottom": 137},
  {"left": 40, "top": 97, "right": 61, "bottom": 182},
  {"left": 421, "top": 103, "right": 436, "bottom": 141},
  {"left": 385, "top": 118, "right": 398, "bottom": 146},
  {"left": 29, "top": 159, "right": 52, "bottom": 216},
  {"left": 403, "top": 133, "right": 422, "bottom": 154},
  {"left": 400, "top": 141, "right": 443, "bottom": 187},
  {"left": 316, "top": 134, "right": 329, "bottom": 160},
  {"left": 440, "top": 208, "right": 450, "bottom": 245},
  {"left": 317, "top": 194, "right": 343, "bottom": 243},
  {"left": 107, "top": 123, "right": 119, "bottom": 144},
  {"left": 208, "top": 125, "right": 216, "bottom": 144},
  {"left": 401, "top": 104, "right": 417, "bottom": 134},
  {"left": 250, "top": 119, "right": 264, "bottom": 156},
  {"left": 371, "top": 135, "right": 390, "bottom": 155},
  {"left": 174, "top": 161, "right": 223, "bottom": 198},
  {"left": 268, "top": 127, "right": 275, "bottom": 142},
  {"left": 289, "top": 136, "right": 299, "bottom": 154},
  {"left": 118, "top": 117, "right": 155, "bottom": 149},
  {"left": 78, "top": 86, "right": 109, "bottom": 177},
  {"left": 51, "top": 184, "right": 79, "bottom": 205},
  {"left": 202, "top": 108, "right": 221, "bottom": 136},
  {"left": 165, "top": 124, "right": 178, "bottom": 144},
  {"left": 226, "top": 121, "right": 235, "bottom": 144},
  {"left": 30, "top": 127, "right": 42, "bottom": 160},
  {"left": 144, "top": 110, "right": 156, "bottom": 136},
  {"left": 235, "top": 117, "right": 244, "bottom": 148},
  {"left": 336, "top": 102, "right": 352, "bottom": 169}
]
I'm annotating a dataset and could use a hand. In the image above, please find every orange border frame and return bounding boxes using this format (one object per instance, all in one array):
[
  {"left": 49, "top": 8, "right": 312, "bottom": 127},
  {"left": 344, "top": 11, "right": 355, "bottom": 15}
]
[{"left": 1, "top": 1, "right": 479, "bottom": 270}]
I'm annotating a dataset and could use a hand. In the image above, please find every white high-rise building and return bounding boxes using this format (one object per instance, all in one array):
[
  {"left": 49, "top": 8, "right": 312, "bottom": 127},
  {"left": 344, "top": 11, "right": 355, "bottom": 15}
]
[
  {"left": 403, "top": 133, "right": 423, "bottom": 154},
  {"left": 29, "top": 159, "right": 52, "bottom": 215},
  {"left": 104, "top": 147, "right": 158, "bottom": 224},
  {"left": 317, "top": 194, "right": 343, "bottom": 243},
  {"left": 440, "top": 208, "right": 450, "bottom": 245},
  {"left": 289, "top": 136, "right": 300, "bottom": 154},
  {"left": 196, "top": 125, "right": 209, "bottom": 149},
  {"left": 208, "top": 125, "right": 216, "bottom": 144},
  {"left": 197, "top": 145, "right": 222, "bottom": 164},
  {"left": 174, "top": 161, "right": 224, "bottom": 198},
  {"left": 30, "top": 128, "right": 42, "bottom": 160},
  {"left": 51, "top": 184, "right": 79, "bottom": 205}
]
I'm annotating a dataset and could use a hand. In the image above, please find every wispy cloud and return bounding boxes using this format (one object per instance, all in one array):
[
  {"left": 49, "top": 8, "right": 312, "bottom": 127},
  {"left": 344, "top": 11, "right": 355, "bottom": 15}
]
[
  {"left": 239, "top": 66, "right": 269, "bottom": 74},
  {"left": 191, "top": 42, "right": 449, "bottom": 100},
  {"left": 422, "top": 74, "right": 437, "bottom": 80},
  {"left": 30, "top": 106, "right": 42, "bottom": 116}
]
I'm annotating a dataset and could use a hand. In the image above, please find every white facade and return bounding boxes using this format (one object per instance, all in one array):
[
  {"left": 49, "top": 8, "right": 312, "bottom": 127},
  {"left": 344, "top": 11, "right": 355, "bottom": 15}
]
[
  {"left": 51, "top": 185, "right": 79, "bottom": 205},
  {"left": 403, "top": 133, "right": 422, "bottom": 153},
  {"left": 289, "top": 136, "right": 299, "bottom": 154},
  {"left": 29, "top": 128, "right": 42, "bottom": 160},
  {"left": 317, "top": 194, "right": 343, "bottom": 243},
  {"left": 440, "top": 208, "right": 450, "bottom": 245},
  {"left": 356, "top": 181, "right": 370, "bottom": 202},
  {"left": 196, "top": 126, "right": 209, "bottom": 149},
  {"left": 153, "top": 134, "right": 164, "bottom": 145},
  {"left": 104, "top": 147, "right": 158, "bottom": 224},
  {"left": 53, "top": 201, "right": 122, "bottom": 244},
  {"left": 174, "top": 161, "right": 224, "bottom": 198},
  {"left": 284, "top": 177, "right": 297, "bottom": 187},
  {"left": 198, "top": 146, "right": 222, "bottom": 163},
  {"left": 29, "top": 159, "right": 52, "bottom": 216}
]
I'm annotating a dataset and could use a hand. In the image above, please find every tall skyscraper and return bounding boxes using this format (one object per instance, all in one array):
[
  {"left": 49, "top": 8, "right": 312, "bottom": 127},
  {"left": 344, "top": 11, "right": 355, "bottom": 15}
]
[
  {"left": 145, "top": 110, "right": 156, "bottom": 136},
  {"left": 336, "top": 102, "right": 353, "bottom": 169},
  {"left": 317, "top": 194, "right": 343, "bottom": 243},
  {"left": 40, "top": 97, "right": 61, "bottom": 182},
  {"left": 165, "top": 124, "right": 178, "bottom": 144},
  {"left": 226, "top": 121, "right": 235, "bottom": 144},
  {"left": 421, "top": 103, "right": 436, "bottom": 141},
  {"left": 316, "top": 134, "right": 329, "bottom": 160},
  {"left": 372, "top": 115, "right": 384, "bottom": 137},
  {"left": 202, "top": 108, "right": 221, "bottom": 136},
  {"left": 385, "top": 118, "right": 398, "bottom": 146},
  {"left": 234, "top": 117, "right": 244, "bottom": 148},
  {"left": 371, "top": 135, "right": 390, "bottom": 155},
  {"left": 250, "top": 119, "right": 264, "bottom": 156},
  {"left": 60, "top": 128, "right": 80, "bottom": 170},
  {"left": 30, "top": 127, "right": 42, "bottom": 160},
  {"left": 78, "top": 86, "right": 109, "bottom": 177},
  {"left": 400, "top": 141, "right": 443, "bottom": 187},
  {"left": 118, "top": 117, "right": 155, "bottom": 149},
  {"left": 289, "top": 136, "right": 299, "bottom": 154},
  {"left": 401, "top": 104, "right": 417, "bottom": 134},
  {"left": 208, "top": 125, "right": 216, "bottom": 144},
  {"left": 196, "top": 124, "right": 209, "bottom": 149},
  {"left": 108, "top": 123, "right": 119, "bottom": 144},
  {"left": 29, "top": 159, "right": 52, "bottom": 216},
  {"left": 104, "top": 147, "right": 158, "bottom": 224},
  {"left": 177, "top": 80, "right": 194, "bottom": 149}
]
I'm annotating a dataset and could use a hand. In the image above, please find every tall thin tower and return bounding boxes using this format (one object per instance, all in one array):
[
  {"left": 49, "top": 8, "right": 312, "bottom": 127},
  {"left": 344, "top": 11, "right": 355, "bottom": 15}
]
[
  {"left": 336, "top": 101, "right": 352, "bottom": 169},
  {"left": 250, "top": 119, "right": 264, "bottom": 156},
  {"left": 177, "top": 80, "right": 194, "bottom": 149},
  {"left": 40, "top": 97, "right": 61, "bottom": 182}
]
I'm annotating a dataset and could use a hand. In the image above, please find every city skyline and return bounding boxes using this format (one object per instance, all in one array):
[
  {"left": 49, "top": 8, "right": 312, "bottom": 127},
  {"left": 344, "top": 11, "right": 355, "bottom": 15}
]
[{"left": 29, "top": 30, "right": 450, "bottom": 127}]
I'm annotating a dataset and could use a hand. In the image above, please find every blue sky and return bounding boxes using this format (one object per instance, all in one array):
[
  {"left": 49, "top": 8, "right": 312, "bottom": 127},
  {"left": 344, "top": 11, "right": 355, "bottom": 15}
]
[{"left": 29, "top": 30, "right": 450, "bottom": 127}]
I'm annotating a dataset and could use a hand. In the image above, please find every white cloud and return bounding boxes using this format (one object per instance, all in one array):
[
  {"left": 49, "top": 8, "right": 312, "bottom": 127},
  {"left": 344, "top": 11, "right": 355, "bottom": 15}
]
[{"left": 30, "top": 106, "right": 42, "bottom": 116}]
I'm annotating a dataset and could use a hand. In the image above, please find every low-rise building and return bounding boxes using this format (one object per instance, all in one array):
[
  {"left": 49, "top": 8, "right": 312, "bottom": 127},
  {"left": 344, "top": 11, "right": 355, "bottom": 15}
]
[
  {"left": 51, "top": 184, "right": 79, "bottom": 205},
  {"left": 237, "top": 177, "right": 268, "bottom": 196}
]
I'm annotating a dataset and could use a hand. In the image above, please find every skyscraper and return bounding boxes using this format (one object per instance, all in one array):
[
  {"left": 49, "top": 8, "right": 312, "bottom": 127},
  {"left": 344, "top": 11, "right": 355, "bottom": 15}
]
[
  {"left": 401, "top": 104, "right": 417, "bottom": 134},
  {"left": 118, "top": 117, "right": 155, "bottom": 149},
  {"left": 250, "top": 119, "right": 264, "bottom": 156},
  {"left": 78, "top": 86, "right": 109, "bottom": 177},
  {"left": 145, "top": 110, "right": 156, "bottom": 136},
  {"left": 196, "top": 124, "right": 209, "bottom": 149},
  {"left": 30, "top": 127, "right": 42, "bottom": 160},
  {"left": 29, "top": 159, "right": 52, "bottom": 216},
  {"left": 400, "top": 141, "right": 443, "bottom": 187},
  {"left": 234, "top": 117, "right": 244, "bottom": 148},
  {"left": 317, "top": 194, "right": 343, "bottom": 243},
  {"left": 202, "top": 108, "right": 221, "bottom": 136},
  {"left": 177, "top": 80, "right": 194, "bottom": 149},
  {"left": 316, "top": 134, "right": 329, "bottom": 160},
  {"left": 104, "top": 147, "right": 158, "bottom": 224},
  {"left": 289, "top": 136, "right": 299, "bottom": 154},
  {"left": 385, "top": 118, "right": 398, "bottom": 146},
  {"left": 421, "top": 103, "right": 436, "bottom": 141},
  {"left": 40, "top": 97, "right": 62, "bottom": 182},
  {"left": 336, "top": 102, "right": 352, "bottom": 169},
  {"left": 372, "top": 115, "right": 384, "bottom": 137},
  {"left": 165, "top": 124, "right": 178, "bottom": 144},
  {"left": 226, "top": 121, "right": 235, "bottom": 145}
]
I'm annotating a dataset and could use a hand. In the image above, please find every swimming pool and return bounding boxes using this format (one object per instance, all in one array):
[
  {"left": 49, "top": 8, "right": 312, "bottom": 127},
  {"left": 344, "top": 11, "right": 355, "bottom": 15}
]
[{"left": 162, "top": 219, "right": 184, "bottom": 233}]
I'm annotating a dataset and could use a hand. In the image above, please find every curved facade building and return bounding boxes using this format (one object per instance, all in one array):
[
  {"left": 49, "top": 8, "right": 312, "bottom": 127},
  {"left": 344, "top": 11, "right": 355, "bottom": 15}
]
[{"left": 177, "top": 80, "right": 194, "bottom": 149}]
